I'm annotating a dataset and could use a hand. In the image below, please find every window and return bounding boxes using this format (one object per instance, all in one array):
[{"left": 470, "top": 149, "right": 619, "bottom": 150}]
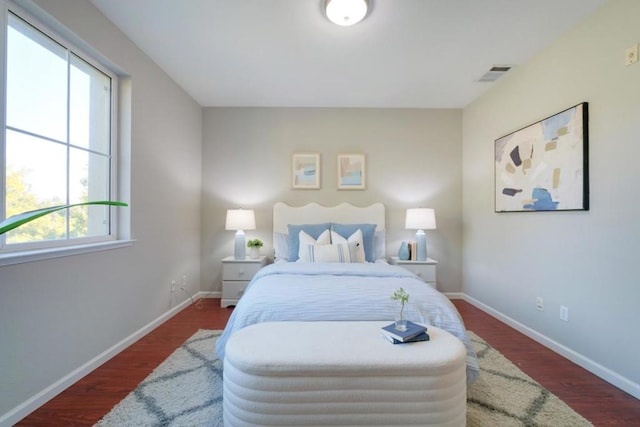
[{"left": 2, "top": 8, "right": 120, "bottom": 254}]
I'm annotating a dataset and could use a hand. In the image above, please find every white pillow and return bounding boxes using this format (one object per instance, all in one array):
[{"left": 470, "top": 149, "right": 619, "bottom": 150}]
[
  {"left": 273, "top": 232, "right": 290, "bottom": 261},
  {"left": 298, "top": 243, "right": 353, "bottom": 263},
  {"left": 331, "top": 229, "right": 366, "bottom": 263},
  {"left": 297, "top": 229, "right": 331, "bottom": 260}
]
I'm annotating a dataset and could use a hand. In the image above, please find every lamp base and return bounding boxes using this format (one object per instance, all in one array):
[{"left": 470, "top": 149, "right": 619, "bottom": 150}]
[
  {"left": 416, "top": 230, "right": 427, "bottom": 261},
  {"left": 234, "top": 230, "right": 246, "bottom": 260}
]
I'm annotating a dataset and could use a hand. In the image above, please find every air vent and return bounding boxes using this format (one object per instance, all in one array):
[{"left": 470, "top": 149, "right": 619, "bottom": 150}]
[{"left": 478, "top": 65, "right": 513, "bottom": 82}]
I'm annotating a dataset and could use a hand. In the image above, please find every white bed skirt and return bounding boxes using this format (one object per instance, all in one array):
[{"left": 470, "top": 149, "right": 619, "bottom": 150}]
[{"left": 223, "top": 321, "right": 466, "bottom": 426}]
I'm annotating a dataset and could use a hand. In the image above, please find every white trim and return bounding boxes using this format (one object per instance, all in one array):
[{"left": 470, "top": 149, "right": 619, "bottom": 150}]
[
  {"left": 0, "top": 295, "right": 197, "bottom": 427},
  {"left": 463, "top": 293, "right": 640, "bottom": 400},
  {"left": 1, "top": 3, "right": 125, "bottom": 253},
  {"left": 0, "top": 3, "right": 7, "bottom": 235},
  {"left": 0, "top": 239, "right": 134, "bottom": 266},
  {"left": 197, "top": 291, "right": 221, "bottom": 299},
  {"left": 444, "top": 292, "right": 464, "bottom": 299}
]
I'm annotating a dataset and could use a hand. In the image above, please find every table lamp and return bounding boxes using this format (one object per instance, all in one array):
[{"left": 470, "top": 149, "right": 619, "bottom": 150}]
[
  {"left": 225, "top": 209, "right": 256, "bottom": 260},
  {"left": 405, "top": 208, "right": 436, "bottom": 261}
]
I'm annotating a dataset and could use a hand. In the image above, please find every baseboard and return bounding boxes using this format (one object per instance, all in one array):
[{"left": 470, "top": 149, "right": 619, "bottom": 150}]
[
  {"left": 444, "top": 292, "right": 464, "bottom": 299},
  {"left": 196, "top": 291, "right": 221, "bottom": 299},
  {"left": 463, "top": 294, "right": 640, "bottom": 400},
  {"left": 0, "top": 296, "right": 196, "bottom": 427}
]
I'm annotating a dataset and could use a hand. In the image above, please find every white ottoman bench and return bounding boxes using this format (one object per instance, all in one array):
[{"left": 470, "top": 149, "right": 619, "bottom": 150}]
[{"left": 223, "top": 321, "right": 466, "bottom": 426}]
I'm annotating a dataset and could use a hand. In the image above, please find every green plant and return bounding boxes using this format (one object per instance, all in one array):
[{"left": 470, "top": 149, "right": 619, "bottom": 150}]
[
  {"left": 0, "top": 201, "right": 128, "bottom": 235},
  {"left": 247, "top": 238, "right": 263, "bottom": 248},
  {"left": 390, "top": 287, "right": 410, "bottom": 320}
]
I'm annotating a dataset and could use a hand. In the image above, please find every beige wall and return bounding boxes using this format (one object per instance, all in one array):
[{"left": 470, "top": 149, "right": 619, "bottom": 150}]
[
  {"left": 201, "top": 108, "right": 463, "bottom": 293},
  {"left": 0, "top": 0, "right": 203, "bottom": 420},
  {"left": 7, "top": 0, "right": 637, "bottom": 421},
  {"left": 462, "top": 0, "right": 640, "bottom": 396}
]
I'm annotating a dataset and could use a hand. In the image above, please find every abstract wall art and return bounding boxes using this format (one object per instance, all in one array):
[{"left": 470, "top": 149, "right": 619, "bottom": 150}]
[
  {"left": 495, "top": 103, "right": 589, "bottom": 212},
  {"left": 337, "top": 153, "right": 366, "bottom": 190},
  {"left": 292, "top": 153, "right": 320, "bottom": 189}
]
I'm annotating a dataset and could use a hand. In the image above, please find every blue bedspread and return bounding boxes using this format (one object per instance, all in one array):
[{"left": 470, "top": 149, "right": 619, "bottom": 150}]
[{"left": 216, "top": 262, "right": 479, "bottom": 383}]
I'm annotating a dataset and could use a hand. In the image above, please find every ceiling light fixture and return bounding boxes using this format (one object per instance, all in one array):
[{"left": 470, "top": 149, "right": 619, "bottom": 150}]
[{"left": 325, "top": 0, "right": 369, "bottom": 27}]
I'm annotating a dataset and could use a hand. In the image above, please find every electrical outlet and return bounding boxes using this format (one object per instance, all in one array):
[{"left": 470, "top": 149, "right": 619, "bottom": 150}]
[
  {"left": 625, "top": 44, "right": 638, "bottom": 66},
  {"left": 560, "top": 305, "right": 569, "bottom": 322},
  {"left": 170, "top": 280, "right": 177, "bottom": 293},
  {"left": 536, "top": 297, "right": 544, "bottom": 311}
]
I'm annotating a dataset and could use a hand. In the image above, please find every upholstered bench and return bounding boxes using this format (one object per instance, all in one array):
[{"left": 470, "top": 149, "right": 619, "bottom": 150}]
[{"left": 223, "top": 321, "right": 466, "bottom": 426}]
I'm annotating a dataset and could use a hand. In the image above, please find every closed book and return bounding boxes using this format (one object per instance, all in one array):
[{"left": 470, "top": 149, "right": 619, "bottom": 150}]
[
  {"left": 380, "top": 321, "right": 426, "bottom": 342},
  {"left": 381, "top": 331, "right": 430, "bottom": 344}
]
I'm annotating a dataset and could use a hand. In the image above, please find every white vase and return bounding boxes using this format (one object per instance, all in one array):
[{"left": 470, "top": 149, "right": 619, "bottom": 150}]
[{"left": 249, "top": 247, "right": 260, "bottom": 259}]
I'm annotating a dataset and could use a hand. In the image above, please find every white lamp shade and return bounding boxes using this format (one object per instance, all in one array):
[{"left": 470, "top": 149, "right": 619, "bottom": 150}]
[
  {"left": 225, "top": 209, "right": 256, "bottom": 231},
  {"left": 325, "top": 0, "right": 368, "bottom": 26},
  {"left": 405, "top": 208, "right": 436, "bottom": 230}
]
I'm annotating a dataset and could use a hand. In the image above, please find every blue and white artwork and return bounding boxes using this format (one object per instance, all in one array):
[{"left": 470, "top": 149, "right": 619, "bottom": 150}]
[
  {"left": 337, "top": 154, "right": 366, "bottom": 190},
  {"left": 292, "top": 153, "right": 320, "bottom": 189},
  {"left": 495, "top": 103, "right": 588, "bottom": 212}
]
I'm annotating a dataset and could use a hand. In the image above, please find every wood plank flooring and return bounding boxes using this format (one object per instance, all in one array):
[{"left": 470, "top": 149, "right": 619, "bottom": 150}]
[
  {"left": 452, "top": 300, "right": 640, "bottom": 426},
  {"left": 17, "top": 298, "right": 640, "bottom": 426}
]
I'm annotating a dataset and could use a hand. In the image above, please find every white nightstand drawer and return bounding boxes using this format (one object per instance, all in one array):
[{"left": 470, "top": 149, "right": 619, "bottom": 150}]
[
  {"left": 221, "top": 256, "right": 268, "bottom": 307},
  {"left": 222, "top": 280, "right": 251, "bottom": 300},
  {"left": 223, "top": 262, "right": 263, "bottom": 281},
  {"left": 388, "top": 257, "right": 438, "bottom": 288}
]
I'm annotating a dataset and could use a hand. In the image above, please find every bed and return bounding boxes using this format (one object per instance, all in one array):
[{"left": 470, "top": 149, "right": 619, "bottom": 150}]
[{"left": 215, "top": 202, "right": 479, "bottom": 384}]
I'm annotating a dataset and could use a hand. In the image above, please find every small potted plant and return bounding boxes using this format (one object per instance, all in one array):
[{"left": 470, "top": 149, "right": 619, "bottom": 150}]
[
  {"left": 247, "top": 238, "right": 263, "bottom": 259},
  {"left": 390, "top": 287, "right": 410, "bottom": 331}
]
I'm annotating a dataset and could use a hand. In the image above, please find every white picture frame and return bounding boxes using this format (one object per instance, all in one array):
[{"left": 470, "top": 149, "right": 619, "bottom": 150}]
[
  {"left": 337, "top": 153, "right": 366, "bottom": 190},
  {"left": 292, "top": 153, "right": 320, "bottom": 189}
]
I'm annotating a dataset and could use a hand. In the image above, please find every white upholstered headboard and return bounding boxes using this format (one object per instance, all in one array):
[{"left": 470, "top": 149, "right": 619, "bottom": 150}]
[{"left": 273, "top": 202, "right": 386, "bottom": 234}]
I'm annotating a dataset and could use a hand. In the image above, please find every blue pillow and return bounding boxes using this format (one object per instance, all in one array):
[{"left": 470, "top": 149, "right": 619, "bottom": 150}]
[
  {"left": 287, "top": 223, "right": 332, "bottom": 261},
  {"left": 331, "top": 223, "right": 377, "bottom": 262}
]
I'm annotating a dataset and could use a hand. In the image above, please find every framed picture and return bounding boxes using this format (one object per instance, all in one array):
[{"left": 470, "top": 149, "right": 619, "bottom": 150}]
[
  {"left": 495, "top": 102, "right": 589, "bottom": 212},
  {"left": 292, "top": 153, "right": 320, "bottom": 189},
  {"left": 337, "top": 153, "right": 366, "bottom": 190}
]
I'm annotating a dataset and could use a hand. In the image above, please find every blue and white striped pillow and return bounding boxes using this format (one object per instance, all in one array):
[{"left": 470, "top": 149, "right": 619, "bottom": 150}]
[
  {"left": 299, "top": 243, "right": 353, "bottom": 263},
  {"left": 330, "top": 229, "right": 366, "bottom": 263},
  {"left": 297, "top": 230, "right": 331, "bottom": 261}
]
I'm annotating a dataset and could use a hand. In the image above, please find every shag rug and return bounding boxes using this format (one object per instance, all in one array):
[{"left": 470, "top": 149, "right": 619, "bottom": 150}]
[{"left": 96, "top": 329, "right": 592, "bottom": 426}]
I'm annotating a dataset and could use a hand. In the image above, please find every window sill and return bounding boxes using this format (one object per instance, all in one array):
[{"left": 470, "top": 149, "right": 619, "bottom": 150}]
[{"left": 0, "top": 240, "right": 135, "bottom": 267}]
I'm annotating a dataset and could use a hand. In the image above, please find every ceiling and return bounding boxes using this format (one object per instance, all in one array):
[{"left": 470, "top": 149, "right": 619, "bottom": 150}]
[{"left": 89, "top": 0, "right": 606, "bottom": 109}]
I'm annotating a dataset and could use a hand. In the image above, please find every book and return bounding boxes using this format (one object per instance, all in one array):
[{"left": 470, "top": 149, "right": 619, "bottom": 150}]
[
  {"left": 380, "top": 321, "right": 427, "bottom": 342},
  {"left": 381, "top": 330, "right": 430, "bottom": 344}
]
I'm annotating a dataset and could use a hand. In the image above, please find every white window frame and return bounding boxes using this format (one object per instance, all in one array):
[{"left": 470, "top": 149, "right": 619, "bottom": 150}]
[{"left": 0, "top": 1, "right": 132, "bottom": 266}]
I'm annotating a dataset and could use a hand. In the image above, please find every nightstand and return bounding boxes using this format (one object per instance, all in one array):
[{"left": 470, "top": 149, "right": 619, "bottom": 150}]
[
  {"left": 389, "top": 256, "right": 438, "bottom": 289},
  {"left": 221, "top": 256, "right": 268, "bottom": 307}
]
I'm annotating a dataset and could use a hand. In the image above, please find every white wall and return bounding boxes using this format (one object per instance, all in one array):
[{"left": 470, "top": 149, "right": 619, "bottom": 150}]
[
  {"left": 462, "top": 0, "right": 640, "bottom": 397},
  {"left": 0, "top": 0, "right": 203, "bottom": 422},
  {"left": 201, "top": 107, "right": 463, "bottom": 294}
]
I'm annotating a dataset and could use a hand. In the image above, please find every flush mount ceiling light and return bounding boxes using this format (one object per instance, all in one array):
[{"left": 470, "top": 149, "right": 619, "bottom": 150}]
[{"left": 325, "top": 0, "right": 369, "bottom": 26}]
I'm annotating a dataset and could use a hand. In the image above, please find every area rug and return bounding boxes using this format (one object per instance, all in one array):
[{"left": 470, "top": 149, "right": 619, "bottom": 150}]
[{"left": 96, "top": 329, "right": 592, "bottom": 426}]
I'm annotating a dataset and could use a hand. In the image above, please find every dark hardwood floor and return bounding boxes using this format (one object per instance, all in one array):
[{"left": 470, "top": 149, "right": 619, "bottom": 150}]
[
  {"left": 452, "top": 300, "right": 640, "bottom": 426},
  {"left": 17, "top": 298, "right": 640, "bottom": 426}
]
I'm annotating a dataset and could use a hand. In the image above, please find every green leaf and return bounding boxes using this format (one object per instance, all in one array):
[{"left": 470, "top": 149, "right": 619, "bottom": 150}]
[{"left": 0, "top": 201, "right": 128, "bottom": 235}]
